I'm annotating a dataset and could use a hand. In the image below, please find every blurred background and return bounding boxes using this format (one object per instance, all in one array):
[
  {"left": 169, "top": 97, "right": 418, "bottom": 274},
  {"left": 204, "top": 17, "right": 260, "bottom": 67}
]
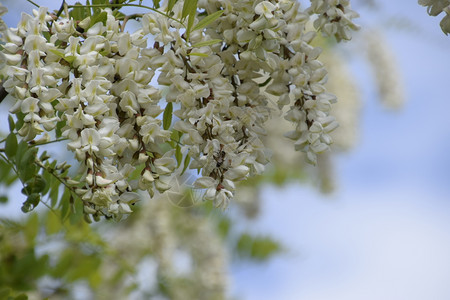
[{"left": 1, "top": 0, "right": 450, "bottom": 299}]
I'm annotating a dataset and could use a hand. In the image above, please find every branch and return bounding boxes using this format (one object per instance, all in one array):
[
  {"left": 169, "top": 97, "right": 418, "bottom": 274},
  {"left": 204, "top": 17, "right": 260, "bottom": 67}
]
[{"left": 25, "top": 0, "right": 40, "bottom": 8}]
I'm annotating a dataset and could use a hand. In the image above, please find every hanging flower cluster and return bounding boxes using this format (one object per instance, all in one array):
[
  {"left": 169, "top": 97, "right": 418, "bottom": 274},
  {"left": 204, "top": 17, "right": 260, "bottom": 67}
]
[
  {"left": 0, "top": 0, "right": 359, "bottom": 219},
  {"left": 307, "top": 0, "right": 360, "bottom": 41}
]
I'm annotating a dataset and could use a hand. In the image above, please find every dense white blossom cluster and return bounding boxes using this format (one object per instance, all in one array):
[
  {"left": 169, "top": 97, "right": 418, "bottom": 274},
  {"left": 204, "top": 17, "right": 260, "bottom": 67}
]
[
  {"left": 0, "top": 0, "right": 359, "bottom": 219},
  {"left": 419, "top": 0, "right": 450, "bottom": 34}
]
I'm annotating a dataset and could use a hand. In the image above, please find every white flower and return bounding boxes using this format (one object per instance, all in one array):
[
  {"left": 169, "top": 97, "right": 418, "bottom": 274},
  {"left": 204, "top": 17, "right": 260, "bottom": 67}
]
[
  {"left": 194, "top": 176, "right": 217, "bottom": 189},
  {"left": 255, "top": 1, "right": 277, "bottom": 19}
]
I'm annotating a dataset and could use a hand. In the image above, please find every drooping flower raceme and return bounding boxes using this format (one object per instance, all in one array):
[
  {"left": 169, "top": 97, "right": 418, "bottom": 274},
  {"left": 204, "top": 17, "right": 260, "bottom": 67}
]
[{"left": 0, "top": 0, "right": 359, "bottom": 219}]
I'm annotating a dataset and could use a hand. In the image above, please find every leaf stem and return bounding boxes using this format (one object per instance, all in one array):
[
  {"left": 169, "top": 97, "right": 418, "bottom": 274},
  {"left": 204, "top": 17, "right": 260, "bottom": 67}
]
[
  {"left": 30, "top": 137, "right": 68, "bottom": 146},
  {"left": 25, "top": 0, "right": 40, "bottom": 8}
]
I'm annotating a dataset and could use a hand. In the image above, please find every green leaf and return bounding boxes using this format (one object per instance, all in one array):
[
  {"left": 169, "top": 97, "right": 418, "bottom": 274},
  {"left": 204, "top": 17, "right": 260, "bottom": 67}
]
[
  {"left": 185, "top": 0, "right": 198, "bottom": 40},
  {"left": 153, "top": 0, "right": 161, "bottom": 9},
  {"left": 0, "top": 288, "right": 11, "bottom": 298},
  {"left": 191, "top": 39, "right": 222, "bottom": 48},
  {"left": 18, "top": 147, "right": 38, "bottom": 183},
  {"left": 170, "top": 129, "right": 181, "bottom": 141},
  {"left": 59, "top": 188, "right": 71, "bottom": 221},
  {"left": 31, "top": 175, "right": 47, "bottom": 194},
  {"left": 16, "top": 140, "right": 28, "bottom": 158},
  {"left": 166, "top": 0, "right": 179, "bottom": 14},
  {"left": 46, "top": 211, "right": 62, "bottom": 235},
  {"left": 181, "top": 154, "right": 190, "bottom": 175},
  {"left": 192, "top": 10, "right": 224, "bottom": 31},
  {"left": 48, "top": 49, "right": 77, "bottom": 64},
  {"left": 67, "top": 255, "right": 101, "bottom": 282},
  {"left": 236, "top": 233, "right": 282, "bottom": 261},
  {"left": 41, "top": 170, "right": 51, "bottom": 195},
  {"left": 69, "top": 195, "right": 83, "bottom": 225},
  {"left": 69, "top": 2, "right": 87, "bottom": 21},
  {"left": 24, "top": 213, "right": 39, "bottom": 242},
  {"left": 22, "top": 193, "right": 40, "bottom": 213},
  {"left": 55, "top": 120, "right": 65, "bottom": 138},
  {"left": 92, "top": 0, "right": 109, "bottom": 15},
  {"left": 14, "top": 294, "right": 28, "bottom": 300},
  {"left": 52, "top": 249, "right": 74, "bottom": 278},
  {"left": 8, "top": 115, "right": 15, "bottom": 132},
  {"left": 163, "top": 102, "right": 173, "bottom": 130},
  {"left": 0, "top": 159, "right": 13, "bottom": 184},
  {"left": 0, "top": 195, "right": 7, "bottom": 203},
  {"left": 5, "top": 133, "right": 18, "bottom": 160},
  {"left": 49, "top": 176, "right": 60, "bottom": 208},
  {"left": 48, "top": 49, "right": 65, "bottom": 59},
  {"left": 187, "top": 52, "right": 209, "bottom": 57},
  {"left": 15, "top": 112, "right": 25, "bottom": 132},
  {"left": 112, "top": 9, "right": 126, "bottom": 20},
  {"left": 175, "top": 144, "right": 182, "bottom": 167},
  {"left": 86, "top": 0, "right": 92, "bottom": 16},
  {"left": 90, "top": 11, "right": 108, "bottom": 27},
  {"left": 181, "top": 0, "right": 195, "bottom": 20},
  {"left": 64, "top": 56, "right": 76, "bottom": 64}
]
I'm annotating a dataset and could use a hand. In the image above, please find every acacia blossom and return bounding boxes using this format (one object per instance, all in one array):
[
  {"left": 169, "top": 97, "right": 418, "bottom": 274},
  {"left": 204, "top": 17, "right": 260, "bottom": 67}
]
[{"left": 0, "top": 0, "right": 359, "bottom": 218}]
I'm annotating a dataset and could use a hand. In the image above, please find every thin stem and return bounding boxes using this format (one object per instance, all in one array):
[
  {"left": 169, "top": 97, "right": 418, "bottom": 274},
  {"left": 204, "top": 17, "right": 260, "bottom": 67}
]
[
  {"left": 30, "top": 137, "right": 68, "bottom": 146},
  {"left": 55, "top": 0, "right": 66, "bottom": 19},
  {"left": 120, "top": 13, "right": 143, "bottom": 31},
  {"left": 25, "top": 0, "right": 40, "bottom": 8},
  {"left": 35, "top": 159, "right": 75, "bottom": 193},
  {"left": 258, "top": 76, "right": 272, "bottom": 87},
  {"left": 0, "top": 152, "right": 19, "bottom": 175},
  {"left": 67, "top": 3, "right": 183, "bottom": 25}
]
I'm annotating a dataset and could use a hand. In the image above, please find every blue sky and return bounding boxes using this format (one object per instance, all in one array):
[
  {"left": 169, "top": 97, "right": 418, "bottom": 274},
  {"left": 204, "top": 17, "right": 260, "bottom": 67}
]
[{"left": 1, "top": 1, "right": 450, "bottom": 299}]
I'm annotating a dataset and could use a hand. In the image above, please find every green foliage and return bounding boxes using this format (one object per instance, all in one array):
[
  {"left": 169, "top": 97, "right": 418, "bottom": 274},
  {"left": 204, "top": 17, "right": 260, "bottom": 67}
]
[
  {"left": 191, "top": 39, "right": 222, "bottom": 48},
  {"left": 236, "top": 233, "right": 282, "bottom": 261},
  {"left": 152, "top": 0, "right": 161, "bottom": 9},
  {"left": 69, "top": 2, "right": 87, "bottom": 20},
  {"left": 163, "top": 102, "right": 173, "bottom": 130},
  {"left": 181, "top": 153, "right": 190, "bottom": 175},
  {"left": 192, "top": 10, "right": 223, "bottom": 32},
  {"left": 92, "top": 0, "right": 109, "bottom": 15},
  {"left": 166, "top": 0, "right": 179, "bottom": 14},
  {"left": 181, "top": 0, "right": 198, "bottom": 40},
  {"left": 91, "top": 10, "right": 108, "bottom": 26},
  {"left": 4, "top": 133, "right": 18, "bottom": 160}
]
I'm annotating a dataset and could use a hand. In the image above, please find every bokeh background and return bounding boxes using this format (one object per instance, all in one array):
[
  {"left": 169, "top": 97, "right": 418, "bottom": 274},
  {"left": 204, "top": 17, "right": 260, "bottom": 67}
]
[{"left": 1, "top": 0, "right": 450, "bottom": 299}]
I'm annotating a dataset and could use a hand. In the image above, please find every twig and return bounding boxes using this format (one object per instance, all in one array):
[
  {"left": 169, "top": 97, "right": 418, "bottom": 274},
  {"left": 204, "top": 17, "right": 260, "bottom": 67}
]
[{"left": 25, "top": 0, "right": 40, "bottom": 8}]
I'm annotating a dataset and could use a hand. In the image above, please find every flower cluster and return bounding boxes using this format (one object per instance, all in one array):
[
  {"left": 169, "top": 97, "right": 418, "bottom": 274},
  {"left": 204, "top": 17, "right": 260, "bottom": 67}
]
[
  {"left": 1, "top": 7, "right": 176, "bottom": 219},
  {"left": 419, "top": 0, "right": 450, "bottom": 34},
  {"left": 0, "top": 0, "right": 359, "bottom": 218},
  {"left": 307, "top": 0, "right": 360, "bottom": 41}
]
